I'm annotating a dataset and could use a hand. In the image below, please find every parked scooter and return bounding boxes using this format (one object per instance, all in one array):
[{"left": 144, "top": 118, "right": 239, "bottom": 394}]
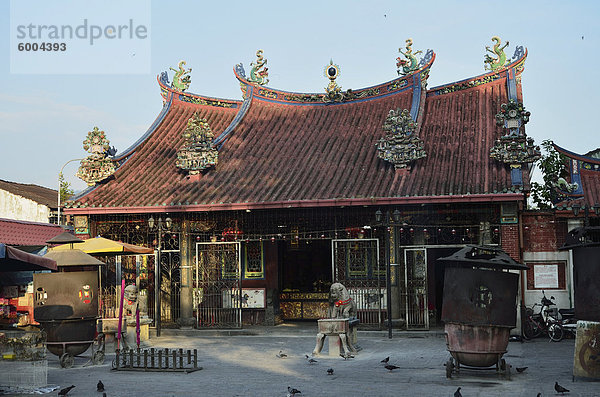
[
  {"left": 522, "top": 290, "right": 563, "bottom": 341},
  {"left": 546, "top": 307, "right": 577, "bottom": 342}
]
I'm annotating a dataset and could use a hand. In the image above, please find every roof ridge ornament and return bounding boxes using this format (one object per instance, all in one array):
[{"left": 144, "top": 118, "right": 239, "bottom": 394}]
[
  {"left": 175, "top": 112, "right": 218, "bottom": 174},
  {"left": 170, "top": 60, "right": 192, "bottom": 92},
  {"left": 490, "top": 100, "right": 540, "bottom": 166},
  {"left": 376, "top": 108, "right": 426, "bottom": 169},
  {"left": 323, "top": 59, "right": 344, "bottom": 102},
  {"left": 397, "top": 38, "right": 423, "bottom": 76},
  {"left": 484, "top": 36, "right": 509, "bottom": 71},
  {"left": 249, "top": 50, "right": 269, "bottom": 86},
  {"left": 76, "top": 127, "right": 117, "bottom": 186}
]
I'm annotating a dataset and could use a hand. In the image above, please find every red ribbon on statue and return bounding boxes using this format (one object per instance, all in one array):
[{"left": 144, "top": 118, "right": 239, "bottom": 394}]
[{"left": 335, "top": 298, "right": 352, "bottom": 307}]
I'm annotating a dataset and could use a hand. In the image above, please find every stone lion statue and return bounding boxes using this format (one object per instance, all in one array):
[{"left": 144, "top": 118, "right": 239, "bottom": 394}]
[{"left": 328, "top": 282, "right": 357, "bottom": 319}]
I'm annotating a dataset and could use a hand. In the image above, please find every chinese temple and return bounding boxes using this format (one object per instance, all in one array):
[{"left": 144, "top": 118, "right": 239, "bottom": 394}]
[{"left": 65, "top": 37, "right": 539, "bottom": 330}]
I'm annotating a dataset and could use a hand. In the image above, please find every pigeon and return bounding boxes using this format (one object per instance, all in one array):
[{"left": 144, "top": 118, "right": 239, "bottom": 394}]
[
  {"left": 58, "top": 385, "right": 75, "bottom": 396},
  {"left": 327, "top": 368, "right": 334, "bottom": 375},
  {"left": 554, "top": 381, "right": 570, "bottom": 394},
  {"left": 287, "top": 386, "right": 301, "bottom": 395},
  {"left": 305, "top": 354, "right": 318, "bottom": 364},
  {"left": 276, "top": 350, "right": 288, "bottom": 358},
  {"left": 384, "top": 364, "right": 400, "bottom": 371},
  {"left": 515, "top": 366, "right": 528, "bottom": 373},
  {"left": 97, "top": 380, "right": 105, "bottom": 392},
  {"left": 380, "top": 356, "right": 390, "bottom": 364},
  {"left": 454, "top": 387, "right": 462, "bottom": 397}
]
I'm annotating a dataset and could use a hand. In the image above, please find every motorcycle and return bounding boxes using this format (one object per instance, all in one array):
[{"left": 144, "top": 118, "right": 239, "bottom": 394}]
[{"left": 522, "top": 290, "right": 565, "bottom": 342}]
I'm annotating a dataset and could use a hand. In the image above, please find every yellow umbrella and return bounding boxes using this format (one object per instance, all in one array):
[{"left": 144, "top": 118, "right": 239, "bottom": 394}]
[{"left": 50, "top": 236, "right": 154, "bottom": 255}]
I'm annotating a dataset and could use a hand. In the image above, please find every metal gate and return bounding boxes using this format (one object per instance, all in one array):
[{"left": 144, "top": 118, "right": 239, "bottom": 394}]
[
  {"left": 403, "top": 248, "right": 429, "bottom": 329},
  {"left": 159, "top": 250, "right": 180, "bottom": 325},
  {"left": 195, "top": 242, "right": 242, "bottom": 328},
  {"left": 332, "top": 239, "right": 383, "bottom": 328}
]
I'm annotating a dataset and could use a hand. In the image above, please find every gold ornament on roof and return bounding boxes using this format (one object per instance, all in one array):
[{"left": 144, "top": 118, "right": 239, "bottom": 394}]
[
  {"left": 76, "top": 127, "right": 116, "bottom": 186},
  {"left": 176, "top": 113, "right": 218, "bottom": 174}
]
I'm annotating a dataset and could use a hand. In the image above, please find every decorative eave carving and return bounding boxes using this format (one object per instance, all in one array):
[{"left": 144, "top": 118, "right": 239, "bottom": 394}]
[
  {"left": 248, "top": 50, "right": 269, "bottom": 86},
  {"left": 170, "top": 60, "right": 192, "bottom": 92},
  {"left": 484, "top": 36, "right": 509, "bottom": 71},
  {"left": 376, "top": 108, "right": 426, "bottom": 169},
  {"left": 76, "top": 127, "right": 117, "bottom": 186},
  {"left": 175, "top": 113, "right": 218, "bottom": 174},
  {"left": 490, "top": 99, "right": 540, "bottom": 165},
  {"left": 397, "top": 38, "right": 423, "bottom": 76}
]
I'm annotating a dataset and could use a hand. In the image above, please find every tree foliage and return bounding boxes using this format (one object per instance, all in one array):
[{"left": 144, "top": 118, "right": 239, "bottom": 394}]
[
  {"left": 529, "top": 140, "right": 567, "bottom": 209},
  {"left": 59, "top": 172, "right": 74, "bottom": 203}
]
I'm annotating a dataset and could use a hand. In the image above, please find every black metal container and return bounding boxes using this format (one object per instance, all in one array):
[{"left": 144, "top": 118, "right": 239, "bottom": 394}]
[
  {"left": 33, "top": 271, "right": 99, "bottom": 358},
  {"left": 438, "top": 245, "right": 528, "bottom": 375},
  {"left": 560, "top": 227, "right": 600, "bottom": 321}
]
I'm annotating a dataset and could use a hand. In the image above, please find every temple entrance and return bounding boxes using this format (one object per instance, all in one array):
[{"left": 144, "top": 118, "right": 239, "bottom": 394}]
[
  {"left": 278, "top": 239, "right": 332, "bottom": 321},
  {"left": 332, "top": 238, "right": 383, "bottom": 328},
  {"left": 194, "top": 242, "right": 242, "bottom": 328},
  {"left": 159, "top": 250, "right": 180, "bottom": 326}
]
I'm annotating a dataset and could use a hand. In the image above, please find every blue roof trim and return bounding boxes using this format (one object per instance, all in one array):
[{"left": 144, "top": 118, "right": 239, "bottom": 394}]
[
  {"left": 569, "top": 158, "right": 584, "bottom": 196},
  {"left": 116, "top": 93, "right": 174, "bottom": 160},
  {"left": 554, "top": 144, "right": 600, "bottom": 164},
  {"left": 252, "top": 82, "right": 414, "bottom": 107},
  {"left": 68, "top": 90, "right": 174, "bottom": 203},
  {"left": 213, "top": 85, "right": 254, "bottom": 149},
  {"left": 409, "top": 73, "right": 421, "bottom": 121},
  {"left": 506, "top": 68, "right": 518, "bottom": 101},
  {"left": 69, "top": 184, "right": 97, "bottom": 202}
]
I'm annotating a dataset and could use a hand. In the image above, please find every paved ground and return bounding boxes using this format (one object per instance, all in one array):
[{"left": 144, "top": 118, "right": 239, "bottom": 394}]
[{"left": 3, "top": 325, "right": 599, "bottom": 397}]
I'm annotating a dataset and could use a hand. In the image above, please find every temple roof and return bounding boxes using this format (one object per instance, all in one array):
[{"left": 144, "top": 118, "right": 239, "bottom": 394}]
[
  {"left": 66, "top": 47, "right": 530, "bottom": 214},
  {"left": 553, "top": 144, "right": 600, "bottom": 209}
]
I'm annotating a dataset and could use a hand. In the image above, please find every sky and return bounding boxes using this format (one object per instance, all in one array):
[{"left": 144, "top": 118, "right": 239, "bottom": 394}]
[{"left": 1, "top": 0, "right": 599, "bottom": 193}]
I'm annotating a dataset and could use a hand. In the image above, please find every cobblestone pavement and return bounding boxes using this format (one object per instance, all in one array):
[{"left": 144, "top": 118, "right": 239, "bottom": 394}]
[{"left": 6, "top": 328, "right": 600, "bottom": 397}]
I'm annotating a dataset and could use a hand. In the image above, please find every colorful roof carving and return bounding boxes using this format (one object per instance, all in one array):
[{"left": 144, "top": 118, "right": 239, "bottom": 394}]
[
  {"left": 65, "top": 43, "right": 531, "bottom": 213},
  {"left": 553, "top": 144, "right": 600, "bottom": 209}
]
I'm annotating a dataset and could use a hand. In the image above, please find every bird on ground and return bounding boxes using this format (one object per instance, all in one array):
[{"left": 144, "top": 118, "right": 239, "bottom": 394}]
[
  {"left": 515, "top": 366, "right": 528, "bottom": 373},
  {"left": 304, "top": 355, "right": 317, "bottom": 364},
  {"left": 276, "top": 350, "right": 288, "bottom": 358},
  {"left": 327, "top": 368, "right": 334, "bottom": 375},
  {"left": 454, "top": 387, "right": 462, "bottom": 397},
  {"left": 554, "top": 381, "right": 570, "bottom": 394},
  {"left": 58, "top": 385, "right": 75, "bottom": 396},
  {"left": 288, "top": 386, "right": 301, "bottom": 395},
  {"left": 380, "top": 356, "right": 390, "bottom": 364},
  {"left": 97, "top": 380, "right": 105, "bottom": 392},
  {"left": 384, "top": 364, "right": 400, "bottom": 371}
]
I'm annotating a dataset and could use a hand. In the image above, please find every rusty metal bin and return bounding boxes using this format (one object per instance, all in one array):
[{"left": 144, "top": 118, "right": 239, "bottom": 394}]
[
  {"left": 438, "top": 245, "right": 528, "bottom": 379},
  {"left": 33, "top": 271, "right": 105, "bottom": 368},
  {"left": 560, "top": 226, "right": 600, "bottom": 380}
]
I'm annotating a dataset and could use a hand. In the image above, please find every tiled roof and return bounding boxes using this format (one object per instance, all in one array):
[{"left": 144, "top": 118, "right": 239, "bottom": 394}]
[
  {"left": 0, "top": 218, "right": 65, "bottom": 246},
  {"left": 553, "top": 145, "right": 600, "bottom": 208},
  {"left": 0, "top": 179, "right": 57, "bottom": 208},
  {"left": 67, "top": 51, "right": 529, "bottom": 212}
]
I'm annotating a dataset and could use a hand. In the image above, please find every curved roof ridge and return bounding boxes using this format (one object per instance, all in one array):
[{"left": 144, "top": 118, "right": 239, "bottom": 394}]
[
  {"left": 213, "top": 85, "right": 255, "bottom": 149},
  {"left": 428, "top": 47, "right": 528, "bottom": 95},
  {"left": 157, "top": 71, "right": 241, "bottom": 107},
  {"left": 554, "top": 143, "right": 600, "bottom": 164},
  {"left": 233, "top": 51, "right": 435, "bottom": 106}
]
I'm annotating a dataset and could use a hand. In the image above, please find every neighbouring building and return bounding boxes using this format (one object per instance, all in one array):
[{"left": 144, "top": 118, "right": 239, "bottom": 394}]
[
  {"left": 0, "top": 179, "right": 59, "bottom": 224},
  {"left": 522, "top": 145, "right": 600, "bottom": 311},
  {"left": 64, "top": 38, "right": 539, "bottom": 330}
]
